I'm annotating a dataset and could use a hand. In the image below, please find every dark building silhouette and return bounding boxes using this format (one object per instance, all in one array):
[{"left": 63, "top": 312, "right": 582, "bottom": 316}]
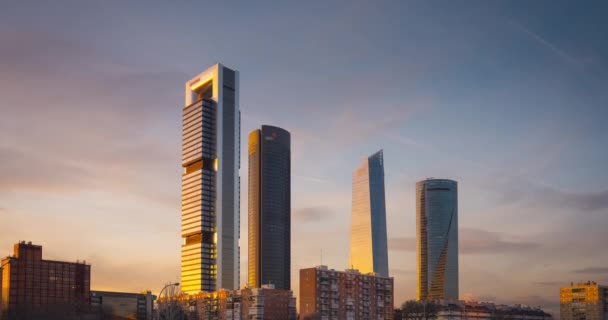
[{"left": 248, "top": 125, "right": 291, "bottom": 290}]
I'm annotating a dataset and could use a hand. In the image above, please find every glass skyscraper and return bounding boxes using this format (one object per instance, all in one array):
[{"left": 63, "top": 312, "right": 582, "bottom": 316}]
[
  {"left": 181, "top": 63, "right": 240, "bottom": 293},
  {"left": 248, "top": 125, "right": 291, "bottom": 290},
  {"left": 349, "top": 150, "right": 389, "bottom": 277},
  {"left": 416, "top": 178, "right": 458, "bottom": 300}
]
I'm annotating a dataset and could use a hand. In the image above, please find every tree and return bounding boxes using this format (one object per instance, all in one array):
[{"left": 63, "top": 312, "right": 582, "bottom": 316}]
[{"left": 157, "top": 284, "right": 188, "bottom": 320}]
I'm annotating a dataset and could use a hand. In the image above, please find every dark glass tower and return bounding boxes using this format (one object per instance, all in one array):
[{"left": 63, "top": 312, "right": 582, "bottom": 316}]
[
  {"left": 248, "top": 125, "right": 291, "bottom": 290},
  {"left": 416, "top": 178, "right": 458, "bottom": 300}
]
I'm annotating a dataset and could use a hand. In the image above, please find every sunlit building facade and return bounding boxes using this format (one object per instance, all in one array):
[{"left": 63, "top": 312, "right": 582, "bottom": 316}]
[
  {"left": 181, "top": 63, "right": 240, "bottom": 293},
  {"left": 349, "top": 150, "right": 389, "bottom": 277},
  {"left": 560, "top": 281, "right": 608, "bottom": 320},
  {"left": 176, "top": 285, "right": 296, "bottom": 320},
  {"left": 299, "top": 265, "right": 394, "bottom": 320},
  {"left": 416, "top": 178, "right": 458, "bottom": 301},
  {"left": 248, "top": 125, "right": 291, "bottom": 290},
  {"left": 0, "top": 241, "right": 91, "bottom": 318}
]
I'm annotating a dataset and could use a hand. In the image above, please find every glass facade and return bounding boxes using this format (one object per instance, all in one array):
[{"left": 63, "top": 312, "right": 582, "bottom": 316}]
[
  {"left": 181, "top": 64, "right": 240, "bottom": 293},
  {"left": 349, "top": 150, "right": 389, "bottom": 277},
  {"left": 248, "top": 125, "right": 291, "bottom": 290},
  {"left": 416, "top": 179, "right": 458, "bottom": 300}
]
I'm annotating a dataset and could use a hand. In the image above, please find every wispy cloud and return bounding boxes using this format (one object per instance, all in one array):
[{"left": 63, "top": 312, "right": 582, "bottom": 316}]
[
  {"left": 293, "top": 206, "right": 335, "bottom": 222},
  {"left": 388, "top": 228, "right": 539, "bottom": 254},
  {"left": 510, "top": 20, "right": 582, "bottom": 67},
  {"left": 573, "top": 267, "right": 608, "bottom": 274},
  {"left": 294, "top": 175, "right": 332, "bottom": 184}
]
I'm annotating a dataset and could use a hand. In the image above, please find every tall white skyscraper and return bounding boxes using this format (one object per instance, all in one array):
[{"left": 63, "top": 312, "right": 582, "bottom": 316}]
[
  {"left": 349, "top": 150, "right": 389, "bottom": 277},
  {"left": 181, "top": 63, "right": 240, "bottom": 293},
  {"left": 416, "top": 178, "right": 458, "bottom": 300}
]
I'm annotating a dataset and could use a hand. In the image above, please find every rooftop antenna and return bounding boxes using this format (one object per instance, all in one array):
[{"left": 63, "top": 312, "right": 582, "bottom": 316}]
[{"left": 320, "top": 248, "right": 323, "bottom": 266}]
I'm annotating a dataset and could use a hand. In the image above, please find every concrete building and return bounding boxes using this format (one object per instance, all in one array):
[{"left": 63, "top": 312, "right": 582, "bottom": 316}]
[
  {"left": 175, "top": 285, "right": 296, "bottom": 320},
  {"left": 416, "top": 178, "right": 459, "bottom": 300},
  {"left": 560, "top": 281, "right": 608, "bottom": 320},
  {"left": 349, "top": 150, "right": 389, "bottom": 277},
  {"left": 299, "top": 265, "right": 394, "bottom": 320},
  {"left": 90, "top": 290, "right": 155, "bottom": 320},
  {"left": 181, "top": 63, "right": 240, "bottom": 293},
  {"left": 0, "top": 241, "right": 91, "bottom": 318},
  {"left": 248, "top": 125, "right": 291, "bottom": 290}
]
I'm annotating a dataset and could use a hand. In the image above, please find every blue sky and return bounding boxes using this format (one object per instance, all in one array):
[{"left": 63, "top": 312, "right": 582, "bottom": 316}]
[{"left": 1, "top": 1, "right": 607, "bottom": 314}]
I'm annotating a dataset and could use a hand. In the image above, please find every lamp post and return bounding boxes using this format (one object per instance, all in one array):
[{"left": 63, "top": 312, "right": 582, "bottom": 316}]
[
  {"left": 156, "top": 282, "right": 179, "bottom": 320},
  {"left": 159, "top": 282, "right": 180, "bottom": 299}
]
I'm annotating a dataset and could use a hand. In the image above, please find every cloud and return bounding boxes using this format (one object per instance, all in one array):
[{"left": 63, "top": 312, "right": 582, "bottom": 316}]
[
  {"left": 498, "top": 178, "right": 608, "bottom": 212},
  {"left": 293, "top": 206, "right": 334, "bottom": 222},
  {"left": 510, "top": 20, "right": 582, "bottom": 67},
  {"left": 533, "top": 281, "right": 563, "bottom": 286},
  {"left": 388, "top": 228, "right": 539, "bottom": 254},
  {"left": 389, "top": 237, "right": 416, "bottom": 252},
  {"left": 294, "top": 175, "right": 332, "bottom": 184},
  {"left": 573, "top": 267, "right": 608, "bottom": 274},
  {"left": 460, "top": 228, "right": 540, "bottom": 254},
  {"left": 391, "top": 268, "right": 415, "bottom": 276}
]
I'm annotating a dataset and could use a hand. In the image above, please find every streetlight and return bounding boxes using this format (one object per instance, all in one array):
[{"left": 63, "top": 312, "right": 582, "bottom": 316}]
[
  {"left": 156, "top": 283, "right": 180, "bottom": 320},
  {"left": 159, "top": 282, "right": 180, "bottom": 299}
]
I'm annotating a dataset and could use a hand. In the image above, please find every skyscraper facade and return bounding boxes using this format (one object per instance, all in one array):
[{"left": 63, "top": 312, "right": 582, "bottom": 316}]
[
  {"left": 248, "top": 125, "right": 291, "bottom": 290},
  {"left": 349, "top": 150, "right": 389, "bottom": 277},
  {"left": 181, "top": 63, "right": 240, "bottom": 293},
  {"left": 416, "top": 178, "right": 459, "bottom": 301}
]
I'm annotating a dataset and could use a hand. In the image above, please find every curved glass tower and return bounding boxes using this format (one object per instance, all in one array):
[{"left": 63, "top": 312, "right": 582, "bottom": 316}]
[
  {"left": 416, "top": 178, "right": 458, "bottom": 300},
  {"left": 349, "top": 150, "right": 389, "bottom": 277},
  {"left": 248, "top": 125, "right": 291, "bottom": 290}
]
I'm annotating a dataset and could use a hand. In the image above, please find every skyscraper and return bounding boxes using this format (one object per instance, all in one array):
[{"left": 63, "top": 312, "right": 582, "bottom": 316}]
[
  {"left": 181, "top": 63, "right": 240, "bottom": 293},
  {"left": 416, "top": 178, "right": 458, "bottom": 300},
  {"left": 248, "top": 125, "right": 291, "bottom": 290},
  {"left": 349, "top": 150, "right": 389, "bottom": 277}
]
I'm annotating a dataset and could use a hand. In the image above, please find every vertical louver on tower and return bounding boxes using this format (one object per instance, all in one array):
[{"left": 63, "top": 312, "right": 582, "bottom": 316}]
[{"left": 181, "top": 64, "right": 240, "bottom": 293}]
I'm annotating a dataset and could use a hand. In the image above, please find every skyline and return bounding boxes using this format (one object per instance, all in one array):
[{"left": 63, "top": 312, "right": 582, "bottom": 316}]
[{"left": 1, "top": 1, "right": 608, "bottom": 315}]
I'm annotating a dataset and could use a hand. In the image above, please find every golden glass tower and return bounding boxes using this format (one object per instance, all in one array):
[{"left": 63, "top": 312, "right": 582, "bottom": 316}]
[
  {"left": 349, "top": 150, "right": 389, "bottom": 277},
  {"left": 181, "top": 64, "right": 240, "bottom": 293}
]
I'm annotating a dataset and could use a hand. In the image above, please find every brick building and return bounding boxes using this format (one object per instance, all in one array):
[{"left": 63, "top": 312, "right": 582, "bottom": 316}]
[
  {"left": 299, "top": 265, "right": 394, "bottom": 320},
  {"left": 0, "top": 241, "right": 91, "bottom": 318}
]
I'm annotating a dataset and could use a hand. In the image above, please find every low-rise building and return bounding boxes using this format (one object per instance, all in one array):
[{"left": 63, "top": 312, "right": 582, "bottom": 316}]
[
  {"left": 1, "top": 241, "right": 91, "bottom": 318},
  {"left": 90, "top": 290, "right": 155, "bottom": 320},
  {"left": 174, "top": 284, "right": 296, "bottom": 320},
  {"left": 299, "top": 265, "right": 394, "bottom": 320},
  {"left": 560, "top": 281, "right": 608, "bottom": 320},
  {"left": 396, "top": 300, "right": 552, "bottom": 320}
]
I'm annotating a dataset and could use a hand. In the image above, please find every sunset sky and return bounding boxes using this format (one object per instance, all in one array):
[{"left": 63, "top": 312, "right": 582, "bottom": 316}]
[{"left": 1, "top": 1, "right": 608, "bottom": 315}]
